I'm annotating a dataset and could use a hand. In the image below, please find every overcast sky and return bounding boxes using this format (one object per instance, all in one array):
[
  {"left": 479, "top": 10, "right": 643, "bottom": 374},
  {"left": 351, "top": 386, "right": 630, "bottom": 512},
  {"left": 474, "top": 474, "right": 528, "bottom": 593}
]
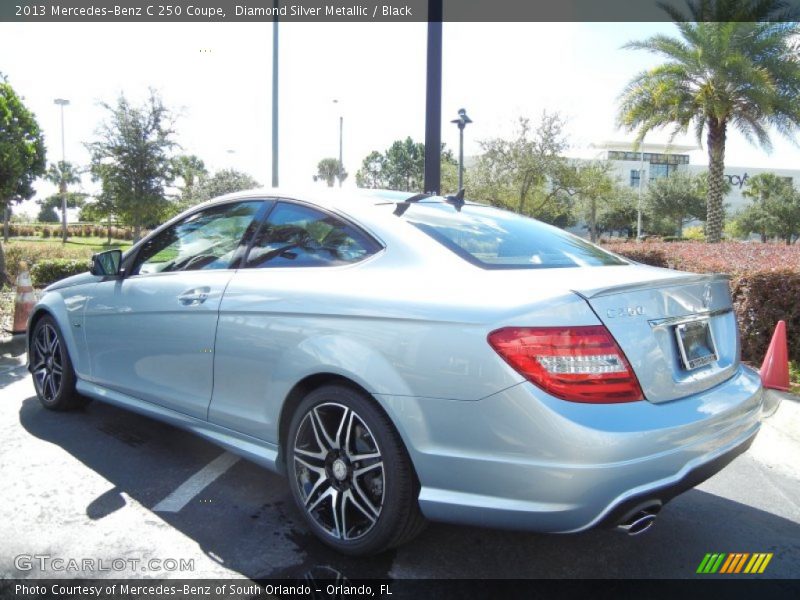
[{"left": 3, "top": 21, "right": 800, "bottom": 216}]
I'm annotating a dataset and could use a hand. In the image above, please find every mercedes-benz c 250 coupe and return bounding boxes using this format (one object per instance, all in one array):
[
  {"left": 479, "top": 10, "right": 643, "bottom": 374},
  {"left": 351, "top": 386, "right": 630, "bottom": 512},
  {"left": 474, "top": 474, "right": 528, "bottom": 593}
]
[{"left": 28, "top": 188, "right": 764, "bottom": 555}]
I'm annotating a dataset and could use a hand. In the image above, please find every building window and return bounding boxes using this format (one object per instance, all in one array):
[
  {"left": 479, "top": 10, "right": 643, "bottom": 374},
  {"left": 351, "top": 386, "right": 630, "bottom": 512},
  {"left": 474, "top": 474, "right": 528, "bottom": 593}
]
[
  {"left": 608, "top": 150, "right": 690, "bottom": 165},
  {"left": 630, "top": 169, "right": 641, "bottom": 188},
  {"left": 649, "top": 163, "right": 679, "bottom": 180}
]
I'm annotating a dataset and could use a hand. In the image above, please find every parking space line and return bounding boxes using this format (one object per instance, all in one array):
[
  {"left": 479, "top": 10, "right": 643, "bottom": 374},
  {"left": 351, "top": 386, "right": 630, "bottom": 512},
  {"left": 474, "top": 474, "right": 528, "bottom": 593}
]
[{"left": 153, "top": 452, "right": 240, "bottom": 513}]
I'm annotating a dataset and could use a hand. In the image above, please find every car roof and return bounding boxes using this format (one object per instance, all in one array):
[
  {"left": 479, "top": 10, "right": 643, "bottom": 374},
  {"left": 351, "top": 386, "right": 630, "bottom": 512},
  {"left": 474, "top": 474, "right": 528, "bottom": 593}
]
[{"left": 204, "top": 187, "right": 419, "bottom": 211}]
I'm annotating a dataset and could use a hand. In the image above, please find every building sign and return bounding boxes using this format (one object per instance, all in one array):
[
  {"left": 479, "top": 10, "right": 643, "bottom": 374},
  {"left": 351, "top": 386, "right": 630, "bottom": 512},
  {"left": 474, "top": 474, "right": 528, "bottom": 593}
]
[{"left": 725, "top": 173, "right": 749, "bottom": 189}]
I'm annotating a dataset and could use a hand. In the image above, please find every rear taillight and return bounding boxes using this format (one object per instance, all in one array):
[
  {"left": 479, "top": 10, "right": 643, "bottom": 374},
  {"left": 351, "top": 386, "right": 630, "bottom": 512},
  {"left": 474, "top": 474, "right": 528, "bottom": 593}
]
[{"left": 487, "top": 325, "right": 644, "bottom": 403}]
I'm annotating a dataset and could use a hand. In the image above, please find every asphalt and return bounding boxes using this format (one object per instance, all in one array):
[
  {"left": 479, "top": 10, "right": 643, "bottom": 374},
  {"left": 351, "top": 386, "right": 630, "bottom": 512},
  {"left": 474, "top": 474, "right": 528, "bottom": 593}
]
[{"left": 1, "top": 335, "right": 798, "bottom": 581}]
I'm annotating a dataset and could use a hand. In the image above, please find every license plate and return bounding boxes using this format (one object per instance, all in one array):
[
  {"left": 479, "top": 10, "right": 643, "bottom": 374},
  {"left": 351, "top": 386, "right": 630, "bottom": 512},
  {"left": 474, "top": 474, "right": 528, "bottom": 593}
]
[{"left": 675, "top": 320, "right": 717, "bottom": 370}]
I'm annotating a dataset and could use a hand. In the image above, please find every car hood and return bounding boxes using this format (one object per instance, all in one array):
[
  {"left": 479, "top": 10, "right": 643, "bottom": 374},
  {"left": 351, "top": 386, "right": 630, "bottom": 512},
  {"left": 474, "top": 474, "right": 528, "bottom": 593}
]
[{"left": 44, "top": 271, "right": 98, "bottom": 292}]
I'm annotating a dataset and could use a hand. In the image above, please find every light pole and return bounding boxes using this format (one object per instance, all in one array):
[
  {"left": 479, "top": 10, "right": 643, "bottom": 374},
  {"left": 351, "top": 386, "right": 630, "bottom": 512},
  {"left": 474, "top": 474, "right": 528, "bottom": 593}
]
[
  {"left": 271, "top": 0, "right": 279, "bottom": 187},
  {"left": 54, "top": 98, "right": 70, "bottom": 243},
  {"left": 450, "top": 108, "right": 472, "bottom": 192},
  {"left": 333, "top": 99, "right": 343, "bottom": 187},
  {"left": 636, "top": 140, "right": 645, "bottom": 241}
]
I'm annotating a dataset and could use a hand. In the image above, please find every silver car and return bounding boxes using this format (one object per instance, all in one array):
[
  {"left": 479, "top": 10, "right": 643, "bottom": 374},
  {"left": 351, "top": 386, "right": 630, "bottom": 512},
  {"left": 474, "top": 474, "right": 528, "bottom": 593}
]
[{"left": 27, "top": 189, "right": 764, "bottom": 555}]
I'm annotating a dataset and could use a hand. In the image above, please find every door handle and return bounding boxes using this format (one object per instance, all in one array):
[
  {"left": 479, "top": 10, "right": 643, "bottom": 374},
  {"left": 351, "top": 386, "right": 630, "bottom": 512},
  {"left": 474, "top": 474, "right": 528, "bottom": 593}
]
[{"left": 178, "top": 287, "right": 211, "bottom": 306}]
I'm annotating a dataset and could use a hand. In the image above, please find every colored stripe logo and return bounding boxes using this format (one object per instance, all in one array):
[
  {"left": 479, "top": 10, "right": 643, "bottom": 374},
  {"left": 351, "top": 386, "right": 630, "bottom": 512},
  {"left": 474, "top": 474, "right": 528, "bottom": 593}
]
[{"left": 696, "top": 553, "right": 773, "bottom": 574}]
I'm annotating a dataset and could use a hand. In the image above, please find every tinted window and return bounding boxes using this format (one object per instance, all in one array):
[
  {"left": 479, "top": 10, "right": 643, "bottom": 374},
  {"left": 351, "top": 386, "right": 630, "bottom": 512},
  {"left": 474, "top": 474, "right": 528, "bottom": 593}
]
[
  {"left": 402, "top": 202, "right": 627, "bottom": 269},
  {"left": 245, "top": 202, "right": 379, "bottom": 268},
  {"left": 133, "top": 201, "right": 262, "bottom": 275}
]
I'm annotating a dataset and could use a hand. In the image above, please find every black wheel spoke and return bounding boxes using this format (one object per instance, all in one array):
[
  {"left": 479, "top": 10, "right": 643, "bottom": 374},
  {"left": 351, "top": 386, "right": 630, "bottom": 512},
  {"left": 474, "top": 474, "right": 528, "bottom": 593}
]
[
  {"left": 310, "top": 408, "right": 337, "bottom": 452},
  {"left": 331, "top": 488, "right": 347, "bottom": 539},
  {"left": 348, "top": 483, "right": 379, "bottom": 520}
]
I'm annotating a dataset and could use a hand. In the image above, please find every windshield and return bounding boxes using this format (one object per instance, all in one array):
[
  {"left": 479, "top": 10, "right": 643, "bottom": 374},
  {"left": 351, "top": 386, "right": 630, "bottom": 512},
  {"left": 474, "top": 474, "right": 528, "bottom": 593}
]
[{"left": 400, "top": 202, "right": 628, "bottom": 269}]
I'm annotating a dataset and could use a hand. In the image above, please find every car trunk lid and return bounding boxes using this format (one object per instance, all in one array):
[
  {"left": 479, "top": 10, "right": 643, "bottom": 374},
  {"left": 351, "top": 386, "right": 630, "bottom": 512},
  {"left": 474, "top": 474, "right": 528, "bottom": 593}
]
[{"left": 572, "top": 270, "right": 738, "bottom": 404}]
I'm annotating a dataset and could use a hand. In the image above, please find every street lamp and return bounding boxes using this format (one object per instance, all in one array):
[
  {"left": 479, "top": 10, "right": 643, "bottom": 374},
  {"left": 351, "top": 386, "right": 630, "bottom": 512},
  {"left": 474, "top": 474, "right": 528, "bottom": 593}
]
[
  {"left": 450, "top": 108, "right": 472, "bottom": 191},
  {"left": 636, "top": 141, "right": 645, "bottom": 241},
  {"left": 333, "top": 99, "right": 343, "bottom": 187},
  {"left": 53, "top": 98, "right": 70, "bottom": 243}
]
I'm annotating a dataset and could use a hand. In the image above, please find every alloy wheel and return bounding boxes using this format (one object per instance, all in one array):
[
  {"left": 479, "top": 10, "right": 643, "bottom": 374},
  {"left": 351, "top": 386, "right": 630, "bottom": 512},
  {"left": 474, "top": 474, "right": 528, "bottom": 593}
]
[
  {"left": 31, "top": 323, "right": 64, "bottom": 403},
  {"left": 292, "top": 402, "right": 385, "bottom": 541}
]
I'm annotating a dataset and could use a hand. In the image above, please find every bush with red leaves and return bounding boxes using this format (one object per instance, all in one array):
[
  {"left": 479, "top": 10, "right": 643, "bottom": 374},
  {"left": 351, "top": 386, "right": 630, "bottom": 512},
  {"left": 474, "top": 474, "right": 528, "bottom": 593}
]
[{"left": 603, "top": 241, "right": 800, "bottom": 364}]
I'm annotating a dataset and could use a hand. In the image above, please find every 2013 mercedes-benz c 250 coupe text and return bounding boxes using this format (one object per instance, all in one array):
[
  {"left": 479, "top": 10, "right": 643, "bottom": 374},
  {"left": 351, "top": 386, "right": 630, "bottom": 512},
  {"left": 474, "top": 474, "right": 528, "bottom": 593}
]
[{"left": 28, "top": 189, "right": 764, "bottom": 555}]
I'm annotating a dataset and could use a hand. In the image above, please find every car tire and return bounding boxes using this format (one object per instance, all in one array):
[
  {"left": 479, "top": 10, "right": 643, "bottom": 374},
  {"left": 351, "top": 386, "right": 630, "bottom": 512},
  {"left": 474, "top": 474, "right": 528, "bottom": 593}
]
[
  {"left": 286, "top": 384, "right": 426, "bottom": 555},
  {"left": 30, "top": 315, "right": 89, "bottom": 411}
]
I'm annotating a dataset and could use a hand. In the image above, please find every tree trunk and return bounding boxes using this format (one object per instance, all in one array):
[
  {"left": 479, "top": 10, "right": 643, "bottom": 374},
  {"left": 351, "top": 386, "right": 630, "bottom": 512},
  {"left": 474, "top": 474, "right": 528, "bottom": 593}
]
[
  {"left": 0, "top": 242, "right": 11, "bottom": 288},
  {"left": 676, "top": 217, "right": 683, "bottom": 238},
  {"left": 3, "top": 206, "right": 9, "bottom": 243},
  {"left": 107, "top": 215, "right": 112, "bottom": 246},
  {"left": 705, "top": 120, "right": 727, "bottom": 243},
  {"left": 589, "top": 199, "right": 597, "bottom": 242},
  {"left": 134, "top": 224, "right": 142, "bottom": 243}
]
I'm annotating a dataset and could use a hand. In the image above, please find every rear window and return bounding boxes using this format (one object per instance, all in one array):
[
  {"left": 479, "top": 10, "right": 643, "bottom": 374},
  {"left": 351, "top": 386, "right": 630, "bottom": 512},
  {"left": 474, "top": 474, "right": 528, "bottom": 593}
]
[{"left": 401, "top": 202, "right": 628, "bottom": 269}]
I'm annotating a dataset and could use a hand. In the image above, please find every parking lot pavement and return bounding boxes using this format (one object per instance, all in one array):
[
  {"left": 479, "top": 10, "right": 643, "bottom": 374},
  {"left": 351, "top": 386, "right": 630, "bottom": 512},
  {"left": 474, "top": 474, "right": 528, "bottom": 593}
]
[{"left": 1, "top": 337, "right": 799, "bottom": 580}]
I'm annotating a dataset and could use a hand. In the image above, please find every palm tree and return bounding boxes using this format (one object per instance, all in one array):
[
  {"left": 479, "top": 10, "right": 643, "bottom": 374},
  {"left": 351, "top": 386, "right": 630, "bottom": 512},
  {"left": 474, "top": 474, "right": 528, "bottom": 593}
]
[
  {"left": 314, "top": 158, "right": 347, "bottom": 187},
  {"left": 45, "top": 161, "right": 81, "bottom": 242},
  {"left": 171, "top": 154, "right": 208, "bottom": 204},
  {"left": 618, "top": 0, "right": 800, "bottom": 242}
]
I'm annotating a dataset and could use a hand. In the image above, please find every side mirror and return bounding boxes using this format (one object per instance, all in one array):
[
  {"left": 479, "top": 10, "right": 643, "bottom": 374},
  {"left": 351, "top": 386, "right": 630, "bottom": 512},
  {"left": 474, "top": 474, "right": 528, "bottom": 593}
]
[{"left": 91, "top": 249, "right": 122, "bottom": 277}]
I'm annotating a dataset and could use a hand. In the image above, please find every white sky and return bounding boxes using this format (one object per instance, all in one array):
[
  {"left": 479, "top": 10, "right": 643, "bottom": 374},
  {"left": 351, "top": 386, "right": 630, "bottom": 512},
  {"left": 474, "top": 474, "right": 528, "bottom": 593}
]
[{"left": 2, "top": 21, "right": 800, "bottom": 217}]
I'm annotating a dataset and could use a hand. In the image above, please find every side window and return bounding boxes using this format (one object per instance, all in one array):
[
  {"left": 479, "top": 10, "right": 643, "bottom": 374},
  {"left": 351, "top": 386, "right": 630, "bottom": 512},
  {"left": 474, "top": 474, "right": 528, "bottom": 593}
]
[
  {"left": 132, "top": 201, "right": 262, "bottom": 275},
  {"left": 245, "top": 202, "right": 379, "bottom": 268}
]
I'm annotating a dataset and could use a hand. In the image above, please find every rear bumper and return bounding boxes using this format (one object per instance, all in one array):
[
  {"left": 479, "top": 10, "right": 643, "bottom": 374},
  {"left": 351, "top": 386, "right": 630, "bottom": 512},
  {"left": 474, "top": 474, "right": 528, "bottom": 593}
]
[
  {"left": 595, "top": 427, "right": 756, "bottom": 529},
  {"left": 375, "top": 364, "right": 763, "bottom": 532}
]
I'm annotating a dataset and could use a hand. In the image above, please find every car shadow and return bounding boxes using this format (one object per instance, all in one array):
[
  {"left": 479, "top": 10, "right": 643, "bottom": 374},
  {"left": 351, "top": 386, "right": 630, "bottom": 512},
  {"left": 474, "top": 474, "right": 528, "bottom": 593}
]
[{"left": 17, "top": 395, "right": 800, "bottom": 580}]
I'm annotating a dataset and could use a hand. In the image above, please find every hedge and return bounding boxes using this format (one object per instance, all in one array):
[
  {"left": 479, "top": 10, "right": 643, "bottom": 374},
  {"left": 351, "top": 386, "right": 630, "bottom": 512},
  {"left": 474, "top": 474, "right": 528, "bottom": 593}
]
[
  {"left": 30, "top": 259, "right": 91, "bottom": 287},
  {"left": 4, "top": 223, "right": 140, "bottom": 240},
  {"left": 3, "top": 242, "right": 96, "bottom": 282},
  {"left": 604, "top": 241, "right": 800, "bottom": 365}
]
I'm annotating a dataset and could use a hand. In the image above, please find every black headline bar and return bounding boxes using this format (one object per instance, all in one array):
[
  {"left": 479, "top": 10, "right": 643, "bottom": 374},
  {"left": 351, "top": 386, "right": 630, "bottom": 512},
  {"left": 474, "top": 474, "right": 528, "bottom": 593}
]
[
  {"left": 1, "top": 579, "right": 800, "bottom": 600},
  {"left": 3, "top": 0, "right": 800, "bottom": 23}
]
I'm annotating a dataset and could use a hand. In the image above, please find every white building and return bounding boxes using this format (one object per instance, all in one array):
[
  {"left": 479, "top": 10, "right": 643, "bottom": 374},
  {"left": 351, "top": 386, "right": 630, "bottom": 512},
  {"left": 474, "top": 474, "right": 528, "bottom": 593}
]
[{"left": 591, "top": 140, "right": 800, "bottom": 214}]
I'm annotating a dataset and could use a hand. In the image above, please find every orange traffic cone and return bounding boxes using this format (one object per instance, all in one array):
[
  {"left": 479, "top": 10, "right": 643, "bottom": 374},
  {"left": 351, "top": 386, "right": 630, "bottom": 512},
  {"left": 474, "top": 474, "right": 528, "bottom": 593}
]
[
  {"left": 760, "top": 320, "right": 790, "bottom": 392},
  {"left": 11, "top": 261, "right": 36, "bottom": 335}
]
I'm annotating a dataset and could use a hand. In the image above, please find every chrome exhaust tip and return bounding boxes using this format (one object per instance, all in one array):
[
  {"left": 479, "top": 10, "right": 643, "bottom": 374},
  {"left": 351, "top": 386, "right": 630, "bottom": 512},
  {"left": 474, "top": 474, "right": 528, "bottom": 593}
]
[{"left": 616, "top": 507, "right": 659, "bottom": 536}]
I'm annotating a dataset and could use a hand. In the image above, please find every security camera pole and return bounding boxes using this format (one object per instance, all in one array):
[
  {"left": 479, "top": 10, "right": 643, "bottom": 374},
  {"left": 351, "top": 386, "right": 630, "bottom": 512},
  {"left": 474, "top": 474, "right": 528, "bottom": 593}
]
[{"left": 451, "top": 108, "right": 472, "bottom": 191}]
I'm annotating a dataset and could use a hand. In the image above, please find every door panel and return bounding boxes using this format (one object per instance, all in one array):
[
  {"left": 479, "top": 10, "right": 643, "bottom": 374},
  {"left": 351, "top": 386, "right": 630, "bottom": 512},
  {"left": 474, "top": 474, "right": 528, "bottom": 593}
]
[
  {"left": 83, "top": 200, "right": 266, "bottom": 418},
  {"left": 83, "top": 271, "right": 230, "bottom": 418}
]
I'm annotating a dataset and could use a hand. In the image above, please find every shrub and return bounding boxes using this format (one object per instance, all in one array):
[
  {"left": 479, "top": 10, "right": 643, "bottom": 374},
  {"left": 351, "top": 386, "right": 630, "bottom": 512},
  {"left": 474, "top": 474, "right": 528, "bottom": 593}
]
[
  {"left": 604, "top": 241, "right": 800, "bottom": 364},
  {"left": 683, "top": 225, "right": 705, "bottom": 241},
  {"left": 606, "top": 244, "right": 669, "bottom": 268},
  {"left": 3, "top": 242, "right": 95, "bottom": 281},
  {"left": 41, "top": 227, "right": 51, "bottom": 238},
  {"left": 30, "top": 259, "right": 91, "bottom": 287},
  {"left": 732, "top": 270, "right": 800, "bottom": 367}
]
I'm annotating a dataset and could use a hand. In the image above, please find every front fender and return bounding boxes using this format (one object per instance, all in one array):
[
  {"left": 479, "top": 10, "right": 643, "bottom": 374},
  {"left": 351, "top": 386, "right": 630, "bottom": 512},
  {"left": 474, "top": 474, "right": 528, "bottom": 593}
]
[{"left": 28, "top": 290, "right": 89, "bottom": 377}]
